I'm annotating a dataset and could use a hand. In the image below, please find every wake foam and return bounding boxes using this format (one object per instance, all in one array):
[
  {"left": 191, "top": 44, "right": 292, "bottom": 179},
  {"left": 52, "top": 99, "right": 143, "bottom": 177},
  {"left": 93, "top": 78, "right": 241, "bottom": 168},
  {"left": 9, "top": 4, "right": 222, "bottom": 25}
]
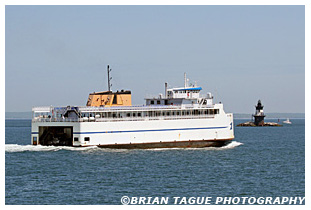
[
  {"left": 5, "top": 141, "right": 243, "bottom": 153},
  {"left": 219, "top": 141, "right": 243, "bottom": 150},
  {"left": 146, "top": 141, "right": 243, "bottom": 151},
  {"left": 5, "top": 144, "right": 98, "bottom": 153}
]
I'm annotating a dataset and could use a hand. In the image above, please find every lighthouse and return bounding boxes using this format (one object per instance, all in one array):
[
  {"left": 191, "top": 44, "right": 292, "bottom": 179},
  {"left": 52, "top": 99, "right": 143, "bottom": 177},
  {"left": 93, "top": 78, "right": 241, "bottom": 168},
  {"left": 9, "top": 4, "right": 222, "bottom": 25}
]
[
  {"left": 237, "top": 99, "right": 281, "bottom": 127},
  {"left": 253, "top": 100, "right": 266, "bottom": 126}
]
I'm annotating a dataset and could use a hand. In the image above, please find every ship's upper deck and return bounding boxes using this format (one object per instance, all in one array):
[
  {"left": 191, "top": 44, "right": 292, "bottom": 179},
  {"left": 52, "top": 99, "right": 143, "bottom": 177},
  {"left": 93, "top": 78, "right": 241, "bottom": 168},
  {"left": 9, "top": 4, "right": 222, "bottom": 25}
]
[
  {"left": 32, "top": 103, "right": 225, "bottom": 123},
  {"left": 31, "top": 73, "right": 224, "bottom": 123},
  {"left": 145, "top": 73, "right": 213, "bottom": 107}
]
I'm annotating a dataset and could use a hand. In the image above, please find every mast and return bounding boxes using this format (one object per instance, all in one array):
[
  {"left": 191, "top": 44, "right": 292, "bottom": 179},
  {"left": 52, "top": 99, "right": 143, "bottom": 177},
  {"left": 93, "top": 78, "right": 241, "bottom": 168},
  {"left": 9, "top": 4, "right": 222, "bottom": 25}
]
[
  {"left": 184, "top": 72, "right": 187, "bottom": 88},
  {"left": 107, "top": 65, "right": 112, "bottom": 91}
]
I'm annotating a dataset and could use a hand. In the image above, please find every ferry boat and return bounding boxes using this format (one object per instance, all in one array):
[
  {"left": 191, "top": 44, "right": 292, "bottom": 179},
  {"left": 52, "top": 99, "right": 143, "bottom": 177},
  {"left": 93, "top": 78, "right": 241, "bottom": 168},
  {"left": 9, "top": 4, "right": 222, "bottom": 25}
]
[{"left": 31, "top": 70, "right": 234, "bottom": 149}]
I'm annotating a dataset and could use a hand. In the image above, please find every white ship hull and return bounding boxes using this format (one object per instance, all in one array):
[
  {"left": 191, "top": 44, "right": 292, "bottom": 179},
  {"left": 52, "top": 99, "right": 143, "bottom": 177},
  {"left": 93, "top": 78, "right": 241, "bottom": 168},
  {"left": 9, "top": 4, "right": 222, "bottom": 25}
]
[
  {"left": 31, "top": 73, "right": 234, "bottom": 149},
  {"left": 31, "top": 113, "right": 234, "bottom": 149}
]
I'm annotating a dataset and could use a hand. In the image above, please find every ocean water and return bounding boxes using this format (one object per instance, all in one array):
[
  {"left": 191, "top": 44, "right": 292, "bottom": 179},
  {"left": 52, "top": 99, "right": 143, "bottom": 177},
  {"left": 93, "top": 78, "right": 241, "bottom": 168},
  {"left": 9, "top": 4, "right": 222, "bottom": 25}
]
[{"left": 5, "top": 119, "right": 305, "bottom": 205}]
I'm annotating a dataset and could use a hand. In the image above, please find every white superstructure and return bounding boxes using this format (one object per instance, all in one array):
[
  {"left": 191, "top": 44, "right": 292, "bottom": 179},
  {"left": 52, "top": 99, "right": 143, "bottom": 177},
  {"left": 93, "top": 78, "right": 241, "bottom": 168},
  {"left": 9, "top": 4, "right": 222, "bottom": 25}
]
[{"left": 31, "top": 74, "right": 234, "bottom": 148}]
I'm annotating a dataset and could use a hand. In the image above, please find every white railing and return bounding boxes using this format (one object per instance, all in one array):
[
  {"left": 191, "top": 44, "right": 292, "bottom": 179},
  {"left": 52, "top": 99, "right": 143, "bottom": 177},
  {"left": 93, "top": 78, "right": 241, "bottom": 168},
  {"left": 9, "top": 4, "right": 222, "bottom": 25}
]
[
  {"left": 32, "top": 117, "right": 80, "bottom": 123},
  {"left": 78, "top": 105, "right": 184, "bottom": 112},
  {"left": 32, "top": 106, "right": 52, "bottom": 112},
  {"left": 32, "top": 104, "right": 215, "bottom": 113}
]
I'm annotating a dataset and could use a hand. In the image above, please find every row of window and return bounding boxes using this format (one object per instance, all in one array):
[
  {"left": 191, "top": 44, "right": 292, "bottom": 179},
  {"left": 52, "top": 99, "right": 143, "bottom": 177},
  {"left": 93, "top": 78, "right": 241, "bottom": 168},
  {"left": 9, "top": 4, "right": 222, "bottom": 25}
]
[
  {"left": 167, "top": 90, "right": 200, "bottom": 94},
  {"left": 81, "top": 109, "right": 219, "bottom": 118},
  {"left": 150, "top": 100, "right": 162, "bottom": 105}
]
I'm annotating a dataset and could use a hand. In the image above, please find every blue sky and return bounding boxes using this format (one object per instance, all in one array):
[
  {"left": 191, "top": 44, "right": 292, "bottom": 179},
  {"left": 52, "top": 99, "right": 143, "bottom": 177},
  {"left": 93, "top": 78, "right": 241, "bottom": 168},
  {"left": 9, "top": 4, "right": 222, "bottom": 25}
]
[{"left": 5, "top": 5, "right": 305, "bottom": 113}]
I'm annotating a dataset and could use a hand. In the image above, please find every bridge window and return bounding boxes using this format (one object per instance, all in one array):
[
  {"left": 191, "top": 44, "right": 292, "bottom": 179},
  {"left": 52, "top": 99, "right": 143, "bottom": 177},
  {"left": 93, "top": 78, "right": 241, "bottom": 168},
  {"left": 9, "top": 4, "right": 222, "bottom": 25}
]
[{"left": 84, "top": 137, "right": 90, "bottom": 141}]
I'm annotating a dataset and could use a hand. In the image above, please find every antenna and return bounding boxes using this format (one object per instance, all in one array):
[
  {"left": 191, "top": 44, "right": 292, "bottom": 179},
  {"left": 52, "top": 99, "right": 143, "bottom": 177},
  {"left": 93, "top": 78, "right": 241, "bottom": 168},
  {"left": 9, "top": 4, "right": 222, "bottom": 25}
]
[{"left": 107, "top": 65, "right": 112, "bottom": 91}]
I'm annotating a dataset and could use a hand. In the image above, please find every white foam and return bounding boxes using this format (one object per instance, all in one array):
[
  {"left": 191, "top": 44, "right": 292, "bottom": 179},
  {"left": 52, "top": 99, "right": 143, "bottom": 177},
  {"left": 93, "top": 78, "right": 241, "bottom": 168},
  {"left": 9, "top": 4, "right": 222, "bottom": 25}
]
[
  {"left": 146, "top": 141, "right": 244, "bottom": 151},
  {"left": 5, "top": 144, "right": 98, "bottom": 153},
  {"left": 219, "top": 141, "right": 244, "bottom": 149},
  {"left": 183, "top": 141, "right": 244, "bottom": 151},
  {"left": 5, "top": 141, "right": 243, "bottom": 153}
]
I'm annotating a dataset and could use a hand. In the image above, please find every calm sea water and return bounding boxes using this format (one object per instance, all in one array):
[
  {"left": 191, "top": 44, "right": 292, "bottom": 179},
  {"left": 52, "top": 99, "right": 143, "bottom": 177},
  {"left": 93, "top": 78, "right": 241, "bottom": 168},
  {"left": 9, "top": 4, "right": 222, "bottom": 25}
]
[{"left": 5, "top": 119, "right": 305, "bottom": 205}]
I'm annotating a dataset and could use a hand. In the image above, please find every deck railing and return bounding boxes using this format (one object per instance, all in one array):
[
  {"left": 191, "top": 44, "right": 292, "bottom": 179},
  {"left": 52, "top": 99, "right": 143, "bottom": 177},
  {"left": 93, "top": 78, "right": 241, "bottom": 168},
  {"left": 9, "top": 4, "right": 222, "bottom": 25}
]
[
  {"left": 32, "top": 114, "right": 216, "bottom": 123},
  {"left": 32, "top": 104, "right": 213, "bottom": 112}
]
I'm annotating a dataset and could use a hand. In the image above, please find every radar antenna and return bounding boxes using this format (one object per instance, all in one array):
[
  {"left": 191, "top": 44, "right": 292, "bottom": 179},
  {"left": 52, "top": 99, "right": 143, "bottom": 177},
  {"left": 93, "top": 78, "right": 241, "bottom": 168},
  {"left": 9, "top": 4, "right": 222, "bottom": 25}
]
[{"left": 107, "top": 65, "right": 112, "bottom": 91}]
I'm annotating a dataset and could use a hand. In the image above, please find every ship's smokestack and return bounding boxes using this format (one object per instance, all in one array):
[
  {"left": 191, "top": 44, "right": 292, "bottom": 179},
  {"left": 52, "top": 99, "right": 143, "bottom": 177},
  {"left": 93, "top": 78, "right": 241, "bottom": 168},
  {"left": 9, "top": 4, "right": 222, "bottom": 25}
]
[{"left": 165, "top": 82, "right": 168, "bottom": 98}]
